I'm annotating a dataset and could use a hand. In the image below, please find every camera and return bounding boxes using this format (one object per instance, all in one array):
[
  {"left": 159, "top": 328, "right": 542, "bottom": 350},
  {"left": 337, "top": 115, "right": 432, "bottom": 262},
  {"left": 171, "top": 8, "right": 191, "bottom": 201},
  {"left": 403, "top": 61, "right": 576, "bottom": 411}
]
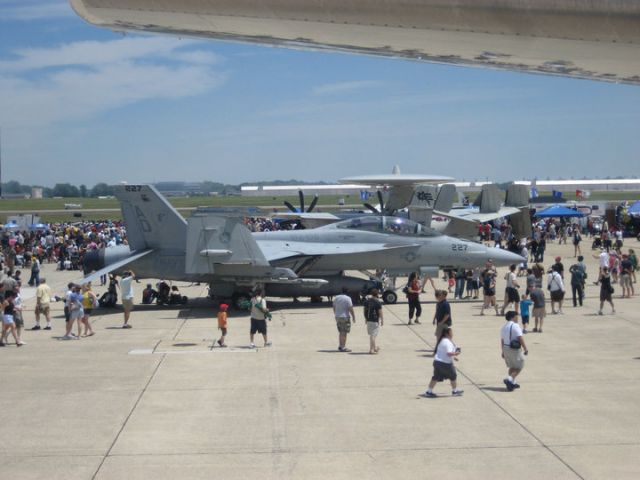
[{"left": 455, "top": 347, "right": 461, "bottom": 353}]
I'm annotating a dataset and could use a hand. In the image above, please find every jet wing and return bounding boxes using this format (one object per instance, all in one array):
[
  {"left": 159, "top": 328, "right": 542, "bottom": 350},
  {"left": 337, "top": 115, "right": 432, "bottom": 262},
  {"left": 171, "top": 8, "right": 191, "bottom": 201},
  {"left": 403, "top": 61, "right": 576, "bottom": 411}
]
[
  {"left": 274, "top": 212, "right": 340, "bottom": 229},
  {"left": 258, "top": 241, "right": 420, "bottom": 263},
  {"left": 79, "top": 249, "right": 154, "bottom": 284},
  {"left": 443, "top": 207, "right": 522, "bottom": 223}
]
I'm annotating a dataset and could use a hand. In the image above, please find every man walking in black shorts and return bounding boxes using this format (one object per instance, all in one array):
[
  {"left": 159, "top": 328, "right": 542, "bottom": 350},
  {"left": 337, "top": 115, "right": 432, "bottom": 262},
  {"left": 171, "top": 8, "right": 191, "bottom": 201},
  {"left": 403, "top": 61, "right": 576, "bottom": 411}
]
[{"left": 249, "top": 288, "right": 271, "bottom": 348}]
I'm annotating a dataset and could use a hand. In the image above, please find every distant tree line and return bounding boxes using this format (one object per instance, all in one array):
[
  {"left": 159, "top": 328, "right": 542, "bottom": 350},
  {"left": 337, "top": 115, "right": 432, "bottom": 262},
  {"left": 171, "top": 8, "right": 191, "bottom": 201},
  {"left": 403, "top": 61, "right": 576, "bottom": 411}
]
[
  {"left": 1, "top": 179, "right": 329, "bottom": 198},
  {"left": 1, "top": 181, "right": 116, "bottom": 198}
]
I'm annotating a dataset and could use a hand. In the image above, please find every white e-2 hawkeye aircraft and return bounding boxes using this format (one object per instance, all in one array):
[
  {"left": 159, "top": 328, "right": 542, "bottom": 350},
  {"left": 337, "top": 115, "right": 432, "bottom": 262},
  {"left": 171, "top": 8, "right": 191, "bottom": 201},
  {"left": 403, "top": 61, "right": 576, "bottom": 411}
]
[{"left": 82, "top": 185, "right": 523, "bottom": 306}]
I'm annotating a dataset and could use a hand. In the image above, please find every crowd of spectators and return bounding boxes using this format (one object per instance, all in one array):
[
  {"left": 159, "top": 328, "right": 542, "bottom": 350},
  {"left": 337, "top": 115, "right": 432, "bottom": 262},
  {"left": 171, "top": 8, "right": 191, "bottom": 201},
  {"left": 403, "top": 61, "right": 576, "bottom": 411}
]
[{"left": 0, "top": 221, "right": 128, "bottom": 277}]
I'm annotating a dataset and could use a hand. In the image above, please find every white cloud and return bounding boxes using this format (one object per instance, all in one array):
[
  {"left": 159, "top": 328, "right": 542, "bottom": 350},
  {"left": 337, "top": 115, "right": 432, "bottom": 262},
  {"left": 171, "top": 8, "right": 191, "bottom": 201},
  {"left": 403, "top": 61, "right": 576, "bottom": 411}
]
[
  {"left": 0, "top": 1, "right": 74, "bottom": 21},
  {"left": 0, "top": 37, "right": 226, "bottom": 127},
  {"left": 0, "top": 36, "right": 221, "bottom": 72},
  {"left": 312, "top": 80, "right": 385, "bottom": 96}
]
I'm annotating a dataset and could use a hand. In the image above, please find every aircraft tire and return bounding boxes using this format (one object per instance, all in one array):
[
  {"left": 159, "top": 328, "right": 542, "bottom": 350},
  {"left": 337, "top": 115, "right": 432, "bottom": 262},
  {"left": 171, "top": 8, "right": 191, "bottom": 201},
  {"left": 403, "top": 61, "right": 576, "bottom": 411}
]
[{"left": 382, "top": 290, "right": 398, "bottom": 305}]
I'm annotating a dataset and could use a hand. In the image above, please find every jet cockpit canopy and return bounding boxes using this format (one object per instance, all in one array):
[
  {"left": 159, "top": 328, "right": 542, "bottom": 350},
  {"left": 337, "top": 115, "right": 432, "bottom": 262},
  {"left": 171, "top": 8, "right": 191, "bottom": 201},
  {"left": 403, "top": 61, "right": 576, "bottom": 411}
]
[{"left": 332, "top": 216, "right": 441, "bottom": 237}]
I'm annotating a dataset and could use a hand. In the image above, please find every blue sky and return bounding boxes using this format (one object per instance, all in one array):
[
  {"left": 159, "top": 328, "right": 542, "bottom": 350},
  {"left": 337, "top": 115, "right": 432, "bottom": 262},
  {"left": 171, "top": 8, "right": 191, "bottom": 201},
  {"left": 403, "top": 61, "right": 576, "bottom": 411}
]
[{"left": 1, "top": 0, "right": 639, "bottom": 187}]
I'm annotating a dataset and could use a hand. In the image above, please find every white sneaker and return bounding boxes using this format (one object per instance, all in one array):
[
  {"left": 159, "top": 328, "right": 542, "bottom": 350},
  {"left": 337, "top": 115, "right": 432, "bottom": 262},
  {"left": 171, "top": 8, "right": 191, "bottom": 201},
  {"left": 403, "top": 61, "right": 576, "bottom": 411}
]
[
  {"left": 62, "top": 335, "right": 73, "bottom": 340},
  {"left": 249, "top": 343, "right": 256, "bottom": 348}
]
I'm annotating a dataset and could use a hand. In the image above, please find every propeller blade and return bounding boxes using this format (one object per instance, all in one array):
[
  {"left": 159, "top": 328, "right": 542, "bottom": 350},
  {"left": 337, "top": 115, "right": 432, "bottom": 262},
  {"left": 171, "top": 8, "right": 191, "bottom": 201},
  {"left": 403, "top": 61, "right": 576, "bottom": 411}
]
[
  {"left": 307, "top": 195, "right": 319, "bottom": 212},
  {"left": 284, "top": 201, "right": 298, "bottom": 213},
  {"left": 377, "top": 190, "right": 385, "bottom": 213},
  {"left": 364, "top": 203, "right": 380, "bottom": 214},
  {"left": 298, "top": 190, "right": 305, "bottom": 213}
]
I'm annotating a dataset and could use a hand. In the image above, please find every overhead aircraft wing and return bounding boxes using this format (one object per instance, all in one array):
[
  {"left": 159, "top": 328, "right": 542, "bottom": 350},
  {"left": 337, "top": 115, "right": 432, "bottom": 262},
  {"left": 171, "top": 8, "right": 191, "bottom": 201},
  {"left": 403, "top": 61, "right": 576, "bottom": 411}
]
[
  {"left": 258, "top": 241, "right": 421, "bottom": 263},
  {"left": 79, "top": 249, "right": 154, "bottom": 284},
  {"left": 441, "top": 206, "right": 522, "bottom": 224},
  {"left": 70, "top": 0, "right": 640, "bottom": 85}
]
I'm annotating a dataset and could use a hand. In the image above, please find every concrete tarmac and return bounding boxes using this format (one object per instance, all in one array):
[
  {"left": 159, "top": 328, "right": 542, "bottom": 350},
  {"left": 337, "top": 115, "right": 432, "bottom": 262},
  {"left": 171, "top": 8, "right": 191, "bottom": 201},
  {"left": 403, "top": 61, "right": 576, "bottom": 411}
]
[{"left": 2, "top": 239, "right": 640, "bottom": 479}]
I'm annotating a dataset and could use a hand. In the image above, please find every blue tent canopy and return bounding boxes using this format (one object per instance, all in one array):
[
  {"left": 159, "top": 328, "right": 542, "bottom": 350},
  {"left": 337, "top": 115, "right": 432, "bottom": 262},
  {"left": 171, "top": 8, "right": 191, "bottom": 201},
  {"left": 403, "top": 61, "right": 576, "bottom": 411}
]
[
  {"left": 534, "top": 204, "right": 585, "bottom": 218},
  {"left": 628, "top": 201, "right": 640, "bottom": 216}
]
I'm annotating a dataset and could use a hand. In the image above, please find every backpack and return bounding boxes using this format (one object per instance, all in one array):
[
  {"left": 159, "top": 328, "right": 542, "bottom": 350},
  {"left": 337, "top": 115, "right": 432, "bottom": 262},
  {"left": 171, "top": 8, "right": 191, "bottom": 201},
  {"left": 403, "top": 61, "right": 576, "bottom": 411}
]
[
  {"left": 571, "top": 267, "right": 585, "bottom": 284},
  {"left": 363, "top": 298, "right": 380, "bottom": 322}
]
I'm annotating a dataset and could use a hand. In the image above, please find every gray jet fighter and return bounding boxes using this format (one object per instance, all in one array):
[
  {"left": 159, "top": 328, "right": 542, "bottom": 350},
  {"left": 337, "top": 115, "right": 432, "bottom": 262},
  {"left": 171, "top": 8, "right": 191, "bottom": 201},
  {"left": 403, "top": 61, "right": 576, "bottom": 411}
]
[{"left": 82, "top": 184, "right": 523, "bottom": 305}]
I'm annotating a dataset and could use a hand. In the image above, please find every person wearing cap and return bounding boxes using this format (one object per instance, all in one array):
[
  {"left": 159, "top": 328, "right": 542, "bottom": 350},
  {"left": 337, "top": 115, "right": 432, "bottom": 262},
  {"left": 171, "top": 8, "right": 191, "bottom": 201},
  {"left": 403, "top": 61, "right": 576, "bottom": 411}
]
[
  {"left": 217, "top": 304, "right": 229, "bottom": 347},
  {"left": 500, "top": 311, "right": 528, "bottom": 391},
  {"left": 551, "top": 256, "right": 565, "bottom": 280}
]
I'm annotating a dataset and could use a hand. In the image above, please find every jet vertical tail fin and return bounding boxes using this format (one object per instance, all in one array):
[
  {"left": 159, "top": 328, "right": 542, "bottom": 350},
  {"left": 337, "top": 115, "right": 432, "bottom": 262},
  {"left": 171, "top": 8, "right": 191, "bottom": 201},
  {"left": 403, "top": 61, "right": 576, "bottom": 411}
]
[
  {"left": 408, "top": 184, "right": 437, "bottom": 226},
  {"left": 473, "top": 184, "right": 502, "bottom": 213},
  {"left": 505, "top": 184, "right": 532, "bottom": 239},
  {"left": 505, "top": 184, "right": 529, "bottom": 207},
  {"left": 114, "top": 184, "right": 187, "bottom": 252},
  {"left": 434, "top": 183, "right": 456, "bottom": 213}
]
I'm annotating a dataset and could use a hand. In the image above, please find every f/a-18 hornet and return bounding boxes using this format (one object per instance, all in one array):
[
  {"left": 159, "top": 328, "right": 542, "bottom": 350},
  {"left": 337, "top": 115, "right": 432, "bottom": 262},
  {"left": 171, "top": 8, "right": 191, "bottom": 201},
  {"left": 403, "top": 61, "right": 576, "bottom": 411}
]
[{"left": 82, "top": 185, "right": 523, "bottom": 305}]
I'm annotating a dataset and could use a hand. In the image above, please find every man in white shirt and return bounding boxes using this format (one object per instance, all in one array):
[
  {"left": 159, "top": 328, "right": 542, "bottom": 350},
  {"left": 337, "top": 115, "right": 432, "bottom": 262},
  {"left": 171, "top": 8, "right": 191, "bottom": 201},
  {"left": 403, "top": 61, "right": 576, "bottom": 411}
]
[
  {"left": 594, "top": 248, "right": 610, "bottom": 282},
  {"left": 333, "top": 287, "right": 356, "bottom": 352},
  {"left": 120, "top": 271, "right": 135, "bottom": 329},
  {"left": 501, "top": 264, "right": 521, "bottom": 315},
  {"left": 249, "top": 288, "right": 271, "bottom": 348},
  {"left": 501, "top": 311, "right": 528, "bottom": 391}
]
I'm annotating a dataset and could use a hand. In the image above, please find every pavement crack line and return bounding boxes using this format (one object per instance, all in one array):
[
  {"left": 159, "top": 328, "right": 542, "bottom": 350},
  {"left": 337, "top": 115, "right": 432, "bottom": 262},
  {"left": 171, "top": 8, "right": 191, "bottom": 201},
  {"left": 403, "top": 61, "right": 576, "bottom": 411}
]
[
  {"left": 385, "top": 305, "right": 586, "bottom": 480},
  {"left": 90, "top": 354, "right": 166, "bottom": 480},
  {"left": 92, "top": 306, "right": 194, "bottom": 478}
]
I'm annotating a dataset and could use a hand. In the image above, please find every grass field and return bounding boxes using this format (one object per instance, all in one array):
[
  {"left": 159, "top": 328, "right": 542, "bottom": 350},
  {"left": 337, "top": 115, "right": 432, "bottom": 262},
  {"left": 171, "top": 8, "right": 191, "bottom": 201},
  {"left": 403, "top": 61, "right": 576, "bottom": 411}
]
[
  {"left": 2, "top": 190, "right": 638, "bottom": 224},
  {"left": 0, "top": 194, "right": 358, "bottom": 211}
]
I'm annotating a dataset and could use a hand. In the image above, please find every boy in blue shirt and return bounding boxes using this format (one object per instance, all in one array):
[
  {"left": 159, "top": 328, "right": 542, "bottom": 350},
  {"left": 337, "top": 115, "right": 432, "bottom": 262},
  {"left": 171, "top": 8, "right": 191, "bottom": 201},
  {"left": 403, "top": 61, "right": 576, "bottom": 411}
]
[{"left": 519, "top": 294, "right": 533, "bottom": 334}]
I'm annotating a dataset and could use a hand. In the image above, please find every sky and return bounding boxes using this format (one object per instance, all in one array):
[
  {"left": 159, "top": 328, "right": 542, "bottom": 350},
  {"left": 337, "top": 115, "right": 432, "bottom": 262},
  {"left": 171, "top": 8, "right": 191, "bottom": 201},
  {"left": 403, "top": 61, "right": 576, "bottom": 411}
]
[{"left": 1, "top": 0, "right": 639, "bottom": 187}]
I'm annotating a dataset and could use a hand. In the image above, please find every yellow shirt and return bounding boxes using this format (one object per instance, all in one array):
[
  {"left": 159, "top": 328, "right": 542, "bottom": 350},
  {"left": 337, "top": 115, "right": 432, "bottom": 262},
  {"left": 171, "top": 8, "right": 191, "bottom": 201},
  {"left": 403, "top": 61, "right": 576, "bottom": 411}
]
[{"left": 36, "top": 283, "right": 52, "bottom": 305}]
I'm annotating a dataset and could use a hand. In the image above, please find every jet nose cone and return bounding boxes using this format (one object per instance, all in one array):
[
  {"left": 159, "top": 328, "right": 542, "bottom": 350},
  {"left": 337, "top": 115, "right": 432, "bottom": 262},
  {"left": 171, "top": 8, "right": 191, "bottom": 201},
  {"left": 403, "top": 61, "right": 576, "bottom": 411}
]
[
  {"left": 488, "top": 248, "right": 525, "bottom": 267},
  {"left": 83, "top": 249, "right": 103, "bottom": 274}
]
